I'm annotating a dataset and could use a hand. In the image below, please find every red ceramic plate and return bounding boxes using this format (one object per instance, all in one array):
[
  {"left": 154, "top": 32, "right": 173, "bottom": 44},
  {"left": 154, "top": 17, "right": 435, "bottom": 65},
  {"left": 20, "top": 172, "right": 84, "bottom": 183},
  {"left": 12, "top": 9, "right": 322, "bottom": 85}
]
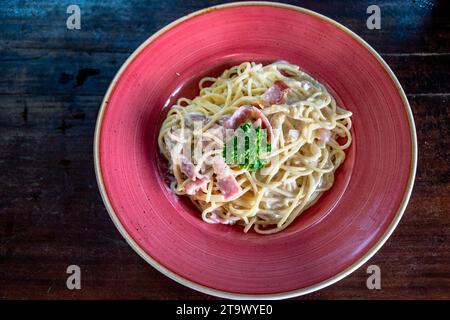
[{"left": 94, "top": 2, "right": 417, "bottom": 299}]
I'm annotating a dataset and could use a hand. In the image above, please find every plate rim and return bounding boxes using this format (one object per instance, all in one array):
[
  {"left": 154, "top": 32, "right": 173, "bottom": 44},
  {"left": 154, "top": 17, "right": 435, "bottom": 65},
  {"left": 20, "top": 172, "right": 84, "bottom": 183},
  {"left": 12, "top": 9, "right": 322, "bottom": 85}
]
[{"left": 93, "top": 1, "right": 418, "bottom": 300}]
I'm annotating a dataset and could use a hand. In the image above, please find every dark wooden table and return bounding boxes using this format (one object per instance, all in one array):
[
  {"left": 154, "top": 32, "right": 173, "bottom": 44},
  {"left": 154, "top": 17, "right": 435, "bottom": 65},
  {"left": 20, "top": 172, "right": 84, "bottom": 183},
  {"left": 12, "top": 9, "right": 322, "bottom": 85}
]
[{"left": 0, "top": 0, "right": 449, "bottom": 300}]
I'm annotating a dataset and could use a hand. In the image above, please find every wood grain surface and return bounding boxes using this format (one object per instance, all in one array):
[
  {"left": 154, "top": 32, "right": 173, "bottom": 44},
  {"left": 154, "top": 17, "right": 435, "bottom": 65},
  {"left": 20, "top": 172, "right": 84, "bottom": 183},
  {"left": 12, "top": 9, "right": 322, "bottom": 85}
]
[{"left": 0, "top": 0, "right": 448, "bottom": 299}]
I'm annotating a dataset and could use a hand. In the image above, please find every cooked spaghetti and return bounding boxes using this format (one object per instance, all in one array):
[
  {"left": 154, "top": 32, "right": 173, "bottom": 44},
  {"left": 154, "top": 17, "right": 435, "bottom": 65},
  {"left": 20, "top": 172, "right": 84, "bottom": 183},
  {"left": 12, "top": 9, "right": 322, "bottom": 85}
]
[{"left": 158, "top": 61, "right": 352, "bottom": 234}]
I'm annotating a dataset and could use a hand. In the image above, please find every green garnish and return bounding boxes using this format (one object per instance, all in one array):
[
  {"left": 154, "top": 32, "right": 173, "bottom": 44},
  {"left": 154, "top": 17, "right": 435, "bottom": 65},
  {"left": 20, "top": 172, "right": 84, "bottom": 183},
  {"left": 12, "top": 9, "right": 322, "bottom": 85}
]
[{"left": 222, "top": 123, "right": 271, "bottom": 171}]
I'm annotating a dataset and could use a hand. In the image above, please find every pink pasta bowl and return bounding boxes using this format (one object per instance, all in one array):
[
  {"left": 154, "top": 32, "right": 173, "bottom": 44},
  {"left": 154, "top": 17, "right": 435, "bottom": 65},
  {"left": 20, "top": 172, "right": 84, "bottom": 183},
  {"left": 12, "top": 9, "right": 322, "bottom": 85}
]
[{"left": 94, "top": 2, "right": 417, "bottom": 299}]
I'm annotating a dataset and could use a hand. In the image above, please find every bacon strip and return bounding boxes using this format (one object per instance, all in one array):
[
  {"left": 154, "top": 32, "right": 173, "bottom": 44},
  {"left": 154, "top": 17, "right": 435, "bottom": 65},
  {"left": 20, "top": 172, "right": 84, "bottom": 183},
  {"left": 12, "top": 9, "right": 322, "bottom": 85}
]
[
  {"left": 185, "top": 112, "right": 206, "bottom": 129},
  {"left": 212, "top": 157, "right": 241, "bottom": 199},
  {"left": 223, "top": 105, "right": 273, "bottom": 141},
  {"left": 316, "top": 128, "right": 331, "bottom": 142},
  {"left": 212, "top": 155, "right": 232, "bottom": 176},
  {"left": 178, "top": 154, "right": 196, "bottom": 180},
  {"left": 260, "top": 80, "right": 290, "bottom": 106},
  {"left": 189, "top": 113, "right": 206, "bottom": 122},
  {"left": 252, "top": 118, "right": 262, "bottom": 128},
  {"left": 217, "top": 114, "right": 231, "bottom": 125},
  {"left": 184, "top": 177, "right": 209, "bottom": 195}
]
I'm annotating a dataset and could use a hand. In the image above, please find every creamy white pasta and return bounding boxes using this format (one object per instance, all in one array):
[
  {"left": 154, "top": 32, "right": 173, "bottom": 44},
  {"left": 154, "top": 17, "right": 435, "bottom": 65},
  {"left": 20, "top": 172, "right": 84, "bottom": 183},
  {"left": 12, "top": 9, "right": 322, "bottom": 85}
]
[{"left": 158, "top": 61, "right": 352, "bottom": 234}]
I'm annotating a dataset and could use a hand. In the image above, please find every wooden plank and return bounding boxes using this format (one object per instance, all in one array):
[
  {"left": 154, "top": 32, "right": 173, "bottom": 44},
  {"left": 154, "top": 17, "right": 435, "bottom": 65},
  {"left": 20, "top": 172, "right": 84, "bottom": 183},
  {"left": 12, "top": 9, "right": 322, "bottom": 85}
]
[
  {"left": 0, "top": 49, "right": 126, "bottom": 96},
  {"left": 0, "top": 0, "right": 449, "bottom": 54},
  {"left": 0, "top": 48, "right": 449, "bottom": 97}
]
